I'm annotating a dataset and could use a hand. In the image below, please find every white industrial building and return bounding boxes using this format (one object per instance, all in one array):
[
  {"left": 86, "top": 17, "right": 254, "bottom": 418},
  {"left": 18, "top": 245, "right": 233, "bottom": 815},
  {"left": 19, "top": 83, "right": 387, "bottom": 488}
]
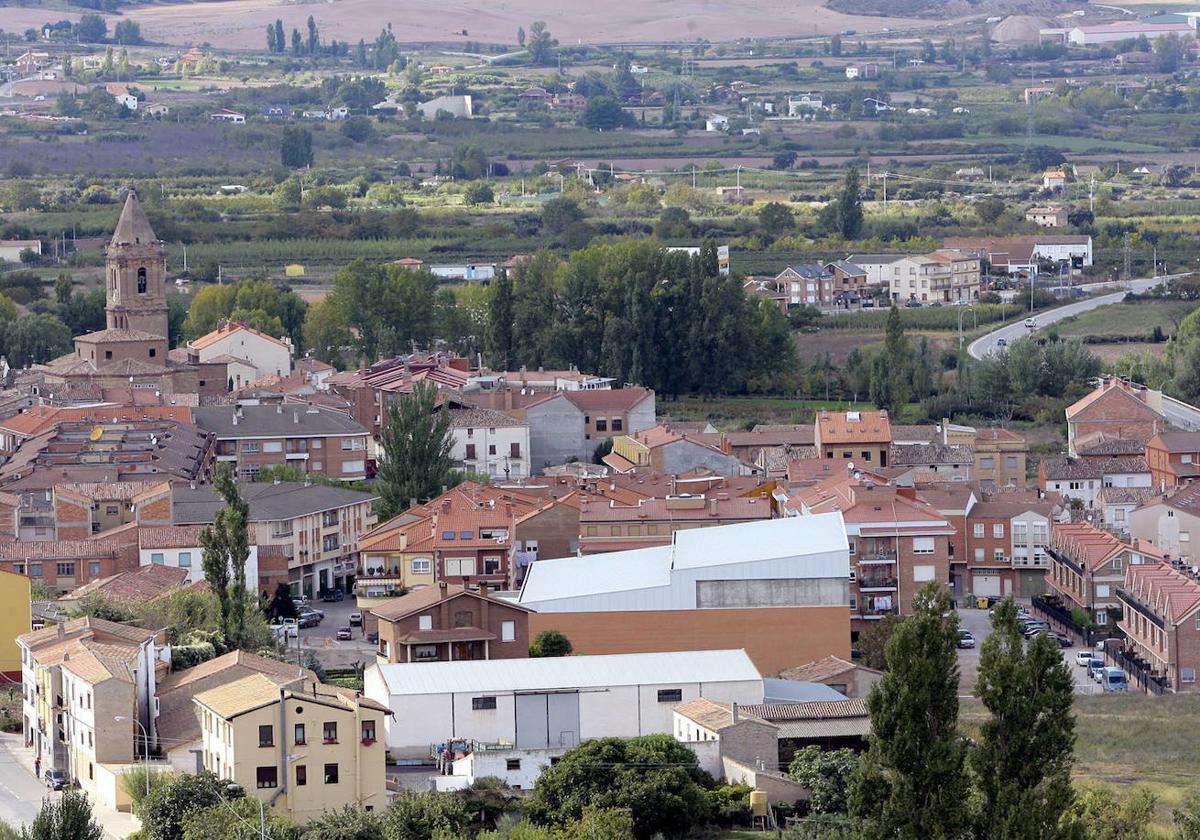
[
  {"left": 364, "top": 649, "right": 764, "bottom": 762},
  {"left": 1067, "top": 22, "right": 1193, "bottom": 45},
  {"left": 517, "top": 513, "right": 850, "bottom": 614}
]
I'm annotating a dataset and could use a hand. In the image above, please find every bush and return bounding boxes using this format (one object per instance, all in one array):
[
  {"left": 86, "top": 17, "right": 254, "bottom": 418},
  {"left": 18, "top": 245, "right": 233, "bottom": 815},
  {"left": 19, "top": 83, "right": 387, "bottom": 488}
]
[
  {"left": 170, "top": 642, "right": 216, "bottom": 670},
  {"left": 529, "top": 629, "right": 572, "bottom": 657}
]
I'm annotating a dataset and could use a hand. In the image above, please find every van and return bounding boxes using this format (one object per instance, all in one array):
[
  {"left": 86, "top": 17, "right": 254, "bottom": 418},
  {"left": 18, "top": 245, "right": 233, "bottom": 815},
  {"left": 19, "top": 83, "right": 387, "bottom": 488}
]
[{"left": 1102, "top": 667, "right": 1127, "bottom": 692}]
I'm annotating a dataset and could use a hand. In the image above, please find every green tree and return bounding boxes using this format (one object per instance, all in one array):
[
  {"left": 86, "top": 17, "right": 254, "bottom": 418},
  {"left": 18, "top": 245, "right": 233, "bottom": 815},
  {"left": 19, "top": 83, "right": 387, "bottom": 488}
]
[
  {"left": 529, "top": 629, "right": 573, "bottom": 657},
  {"left": 848, "top": 584, "right": 967, "bottom": 840},
  {"left": 0, "top": 314, "right": 72, "bottom": 368},
  {"left": 757, "top": 202, "right": 795, "bottom": 237},
  {"left": 302, "top": 298, "right": 351, "bottom": 366},
  {"left": 267, "top": 23, "right": 278, "bottom": 52},
  {"left": 485, "top": 269, "right": 514, "bottom": 369},
  {"left": 301, "top": 805, "right": 384, "bottom": 840},
  {"left": 542, "top": 196, "right": 584, "bottom": 233},
  {"left": 975, "top": 197, "right": 1006, "bottom": 225},
  {"left": 836, "top": 166, "right": 864, "bottom": 239},
  {"left": 1174, "top": 794, "right": 1200, "bottom": 840},
  {"left": 266, "top": 582, "right": 297, "bottom": 621},
  {"left": 579, "top": 97, "right": 631, "bottom": 130},
  {"left": 788, "top": 746, "right": 859, "bottom": 815},
  {"left": 527, "top": 736, "right": 712, "bottom": 839},
  {"left": 375, "top": 382, "right": 453, "bottom": 521},
  {"left": 1066, "top": 785, "right": 1156, "bottom": 840},
  {"left": 54, "top": 274, "right": 72, "bottom": 305},
  {"left": 869, "top": 306, "right": 911, "bottom": 413},
  {"left": 462, "top": 182, "right": 495, "bottom": 205},
  {"left": 273, "top": 19, "right": 285, "bottom": 53},
  {"left": 857, "top": 613, "right": 902, "bottom": 671},
  {"left": 281, "top": 126, "right": 314, "bottom": 168},
  {"left": 972, "top": 598, "right": 1076, "bottom": 839},
  {"left": 21, "top": 789, "right": 103, "bottom": 840},
  {"left": 517, "top": 25, "right": 526, "bottom": 46},
  {"left": 526, "top": 21, "right": 557, "bottom": 64},
  {"left": 383, "top": 791, "right": 472, "bottom": 840},
  {"left": 114, "top": 19, "right": 142, "bottom": 45},
  {"left": 340, "top": 116, "right": 374, "bottom": 143},
  {"left": 182, "top": 798, "right": 298, "bottom": 840},
  {"left": 199, "top": 465, "right": 251, "bottom": 648},
  {"left": 76, "top": 14, "right": 107, "bottom": 43},
  {"left": 141, "top": 772, "right": 239, "bottom": 840}
]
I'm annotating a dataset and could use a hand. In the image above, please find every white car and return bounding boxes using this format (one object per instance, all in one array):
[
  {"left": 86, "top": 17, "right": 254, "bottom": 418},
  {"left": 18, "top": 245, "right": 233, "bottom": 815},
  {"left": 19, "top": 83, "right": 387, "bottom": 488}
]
[
  {"left": 1075, "top": 650, "right": 1095, "bottom": 667},
  {"left": 1024, "top": 317, "right": 1036, "bottom": 329},
  {"left": 272, "top": 623, "right": 298, "bottom": 639}
]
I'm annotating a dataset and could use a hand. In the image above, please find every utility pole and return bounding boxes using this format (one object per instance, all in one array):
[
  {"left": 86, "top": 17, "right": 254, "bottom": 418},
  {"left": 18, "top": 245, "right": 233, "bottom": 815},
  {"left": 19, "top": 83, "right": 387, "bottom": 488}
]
[
  {"left": 1089, "top": 172, "right": 1095, "bottom": 214},
  {"left": 882, "top": 171, "right": 888, "bottom": 212},
  {"left": 692, "top": 165, "right": 697, "bottom": 189},
  {"left": 1123, "top": 231, "right": 1132, "bottom": 284}
]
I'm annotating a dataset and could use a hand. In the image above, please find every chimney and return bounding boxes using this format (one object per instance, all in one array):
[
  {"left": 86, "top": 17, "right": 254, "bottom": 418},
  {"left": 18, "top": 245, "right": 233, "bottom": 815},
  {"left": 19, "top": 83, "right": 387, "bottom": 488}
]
[
  {"left": 709, "top": 497, "right": 718, "bottom": 516},
  {"left": 293, "top": 411, "right": 300, "bottom": 425},
  {"left": 57, "top": 622, "right": 65, "bottom": 641},
  {"left": 231, "top": 411, "right": 238, "bottom": 426},
  {"left": 441, "top": 499, "right": 452, "bottom": 513},
  {"left": 732, "top": 702, "right": 739, "bottom": 723},
  {"left": 439, "top": 581, "right": 448, "bottom": 597}
]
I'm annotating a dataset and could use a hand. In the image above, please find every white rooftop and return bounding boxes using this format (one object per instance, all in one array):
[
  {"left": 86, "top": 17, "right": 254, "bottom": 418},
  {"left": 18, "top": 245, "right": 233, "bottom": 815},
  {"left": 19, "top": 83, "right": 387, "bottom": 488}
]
[
  {"left": 518, "top": 512, "right": 849, "bottom": 604},
  {"left": 370, "top": 649, "right": 760, "bottom": 696}
]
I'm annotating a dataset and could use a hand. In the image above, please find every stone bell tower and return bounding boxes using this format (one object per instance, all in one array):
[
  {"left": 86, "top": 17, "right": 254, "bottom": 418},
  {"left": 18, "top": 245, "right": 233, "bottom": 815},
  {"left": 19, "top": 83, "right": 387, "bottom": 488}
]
[{"left": 105, "top": 190, "right": 168, "bottom": 337}]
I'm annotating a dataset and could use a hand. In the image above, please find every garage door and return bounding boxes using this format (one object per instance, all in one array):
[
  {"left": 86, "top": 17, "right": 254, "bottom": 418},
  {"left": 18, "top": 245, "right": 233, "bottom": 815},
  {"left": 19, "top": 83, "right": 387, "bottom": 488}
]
[{"left": 973, "top": 573, "right": 1001, "bottom": 597}]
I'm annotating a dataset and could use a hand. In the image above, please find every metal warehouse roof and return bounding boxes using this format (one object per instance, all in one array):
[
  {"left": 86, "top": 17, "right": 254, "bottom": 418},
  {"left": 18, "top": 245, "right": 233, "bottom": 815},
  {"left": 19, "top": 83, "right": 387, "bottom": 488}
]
[
  {"left": 371, "top": 649, "right": 760, "bottom": 696},
  {"left": 672, "top": 512, "right": 846, "bottom": 569}
]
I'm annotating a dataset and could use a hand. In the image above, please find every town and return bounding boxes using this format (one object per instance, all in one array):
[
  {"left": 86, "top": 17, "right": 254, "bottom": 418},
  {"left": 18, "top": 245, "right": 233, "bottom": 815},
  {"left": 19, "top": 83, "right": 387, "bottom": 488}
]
[{"left": 4, "top": 2, "right": 1200, "bottom": 838}]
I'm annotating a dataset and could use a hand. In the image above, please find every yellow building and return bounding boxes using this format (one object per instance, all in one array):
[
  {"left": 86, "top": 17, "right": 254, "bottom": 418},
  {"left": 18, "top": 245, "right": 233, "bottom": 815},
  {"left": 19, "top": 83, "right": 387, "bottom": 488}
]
[
  {"left": 941, "top": 419, "right": 1028, "bottom": 489},
  {"left": 0, "top": 568, "right": 31, "bottom": 680},
  {"left": 284, "top": 263, "right": 306, "bottom": 277},
  {"left": 355, "top": 513, "right": 438, "bottom": 625},
  {"left": 195, "top": 673, "right": 391, "bottom": 823}
]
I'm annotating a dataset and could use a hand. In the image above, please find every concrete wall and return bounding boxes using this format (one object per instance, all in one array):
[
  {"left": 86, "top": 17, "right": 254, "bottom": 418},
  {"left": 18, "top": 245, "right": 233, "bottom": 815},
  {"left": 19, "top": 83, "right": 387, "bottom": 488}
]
[
  {"left": 1130, "top": 502, "right": 1196, "bottom": 563},
  {"left": 696, "top": 578, "right": 847, "bottom": 609},
  {"left": 661, "top": 440, "right": 748, "bottom": 476},
  {"left": 528, "top": 605, "right": 851, "bottom": 675},
  {"left": 681, "top": 738, "right": 722, "bottom": 778},
  {"left": 721, "top": 758, "right": 810, "bottom": 805},
  {"left": 525, "top": 397, "right": 585, "bottom": 472},
  {"left": 453, "top": 747, "right": 565, "bottom": 790}
]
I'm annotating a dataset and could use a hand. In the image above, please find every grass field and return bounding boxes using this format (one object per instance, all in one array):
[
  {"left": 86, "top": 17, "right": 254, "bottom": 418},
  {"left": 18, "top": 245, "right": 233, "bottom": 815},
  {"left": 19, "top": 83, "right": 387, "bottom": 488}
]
[
  {"left": 964, "top": 134, "right": 1166, "bottom": 153},
  {"left": 1051, "top": 299, "right": 1197, "bottom": 341},
  {"left": 961, "top": 694, "right": 1200, "bottom": 836}
]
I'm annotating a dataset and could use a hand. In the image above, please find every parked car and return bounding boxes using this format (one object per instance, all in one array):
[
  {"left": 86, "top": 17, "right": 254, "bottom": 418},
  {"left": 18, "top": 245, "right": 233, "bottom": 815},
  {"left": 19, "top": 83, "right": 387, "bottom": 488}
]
[
  {"left": 904, "top": 299, "right": 922, "bottom": 308},
  {"left": 956, "top": 630, "right": 976, "bottom": 649},
  {"left": 1102, "top": 667, "right": 1128, "bottom": 692},
  {"left": 272, "top": 623, "right": 299, "bottom": 638},
  {"left": 1076, "top": 650, "right": 1097, "bottom": 666},
  {"left": 1086, "top": 658, "right": 1106, "bottom": 681},
  {"left": 298, "top": 606, "right": 324, "bottom": 621},
  {"left": 1046, "top": 631, "right": 1073, "bottom": 648},
  {"left": 320, "top": 590, "right": 345, "bottom": 603},
  {"left": 292, "top": 595, "right": 309, "bottom": 607},
  {"left": 296, "top": 612, "right": 321, "bottom": 629},
  {"left": 366, "top": 631, "right": 379, "bottom": 644},
  {"left": 335, "top": 626, "right": 353, "bottom": 640},
  {"left": 44, "top": 769, "right": 70, "bottom": 790},
  {"left": 1021, "top": 621, "right": 1048, "bottom": 638},
  {"left": 349, "top": 612, "right": 363, "bottom": 627}
]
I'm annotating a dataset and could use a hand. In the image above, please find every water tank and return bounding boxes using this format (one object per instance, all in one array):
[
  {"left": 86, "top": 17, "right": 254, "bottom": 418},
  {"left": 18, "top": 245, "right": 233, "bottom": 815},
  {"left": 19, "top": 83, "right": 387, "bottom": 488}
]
[{"left": 750, "top": 790, "right": 769, "bottom": 817}]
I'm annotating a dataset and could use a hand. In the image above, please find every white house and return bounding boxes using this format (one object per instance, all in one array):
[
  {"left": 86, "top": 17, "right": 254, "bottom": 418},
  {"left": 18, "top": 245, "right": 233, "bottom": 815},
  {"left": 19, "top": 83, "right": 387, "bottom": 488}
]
[
  {"left": 186, "top": 319, "right": 293, "bottom": 386},
  {"left": 428, "top": 263, "right": 496, "bottom": 281},
  {"left": 447, "top": 407, "right": 531, "bottom": 479},
  {"left": 788, "top": 94, "right": 823, "bottom": 115},
  {"left": 845, "top": 66, "right": 860, "bottom": 79},
  {"left": 705, "top": 114, "right": 730, "bottom": 132},
  {"left": 364, "top": 649, "right": 764, "bottom": 761},
  {"left": 138, "top": 525, "right": 260, "bottom": 588},
  {"left": 209, "top": 109, "right": 246, "bottom": 124},
  {"left": 114, "top": 93, "right": 138, "bottom": 111},
  {"left": 416, "top": 94, "right": 473, "bottom": 119},
  {"left": 0, "top": 239, "right": 42, "bottom": 263}
]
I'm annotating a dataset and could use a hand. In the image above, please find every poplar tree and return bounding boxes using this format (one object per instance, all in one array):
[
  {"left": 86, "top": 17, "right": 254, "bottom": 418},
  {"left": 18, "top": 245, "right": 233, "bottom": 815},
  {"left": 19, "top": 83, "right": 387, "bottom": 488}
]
[
  {"left": 837, "top": 165, "right": 864, "bottom": 239},
  {"left": 199, "top": 465, "right": 250, "bottom": 647},
  {"left": 848, "top": 584, "right": 968, "bottom": 840},
  {"left": 375, "top": 382, "right": 453, "bottom": 521},
  {"left": 972, "top": 598, "right": 1077, "bottom": 839},
  {"left": 485, "top": 269, "right": 514, "bottom": 370}
]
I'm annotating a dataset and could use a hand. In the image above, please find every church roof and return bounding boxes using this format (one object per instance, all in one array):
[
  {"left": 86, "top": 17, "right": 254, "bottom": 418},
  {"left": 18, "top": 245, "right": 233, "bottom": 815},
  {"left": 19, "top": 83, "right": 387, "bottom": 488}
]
[
  {"left": 110, "top": 191, "right": 159, "bottom": 247},
  {"left": 75, "top": 328, "right": 165, "bottom": 343}
]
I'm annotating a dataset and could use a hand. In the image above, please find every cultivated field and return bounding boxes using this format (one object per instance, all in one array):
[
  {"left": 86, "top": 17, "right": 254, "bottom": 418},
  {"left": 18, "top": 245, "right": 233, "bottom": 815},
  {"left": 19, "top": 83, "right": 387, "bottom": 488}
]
[{"left": 0, "top": 0, "right": 943, "bottom": 51}]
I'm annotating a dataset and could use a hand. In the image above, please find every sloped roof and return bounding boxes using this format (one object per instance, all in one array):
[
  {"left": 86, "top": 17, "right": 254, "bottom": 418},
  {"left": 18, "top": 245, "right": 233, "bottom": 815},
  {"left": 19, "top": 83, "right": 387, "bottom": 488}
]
[
  {"left": 816, "top": 410, "right": 891, "bottom": 445},
  {"left": 370, "top": 584, "right": 533, "bottom": 622},
  {"left": 778, "top": 655, "right": 878, "bottom": 683},
  {"left": 110, "top": 191, "right": 158, "bottom": 247},
  {"left": 188, "top": 320, "right": 292, "bottom": 352},
  {"left": 1123, "top": 562, "right": 1200, "bottom": 625},
  {"left": 1066, "top": 383, "right": 1161, "bottom": 424},
  {"left": 59, "top": 564, "right": 188, "bottom": 605},
  {"left": 673, "top": 697, "right": 769, "bottom": 732}
]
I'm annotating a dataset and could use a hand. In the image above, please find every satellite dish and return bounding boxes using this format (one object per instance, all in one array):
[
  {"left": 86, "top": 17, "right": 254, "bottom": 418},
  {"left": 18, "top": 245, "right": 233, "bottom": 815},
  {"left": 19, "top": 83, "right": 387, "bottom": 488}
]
[{"left": 89, "top": 426, "right": 104, "bottom": 442}]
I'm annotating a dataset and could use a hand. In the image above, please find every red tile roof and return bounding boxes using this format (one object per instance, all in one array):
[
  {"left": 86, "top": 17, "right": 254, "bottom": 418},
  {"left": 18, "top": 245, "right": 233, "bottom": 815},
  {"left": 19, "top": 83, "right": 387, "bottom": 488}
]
[
  {"left": 1123, "top": 562, "right": 1200, "bottom": 625},
  {"left": 816, "top": 410, "right": 891, "bottom": 446}
]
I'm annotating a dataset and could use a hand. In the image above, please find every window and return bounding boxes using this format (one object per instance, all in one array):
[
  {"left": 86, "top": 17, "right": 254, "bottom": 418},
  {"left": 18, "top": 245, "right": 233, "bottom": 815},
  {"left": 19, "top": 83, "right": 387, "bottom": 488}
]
[
  {"left": 454, "top": 610, "right": 474, "bottom": 628},
  {"left": 980, "top": 457, "right": 994, "bottom": 469},
  {"left": 322, "top": 534, "right": 339, "bottom": 552},
  {"left": 418, "top": 615, "right": 433, "bottom": 631},
  {"left": 263, "top": 441, "right": 282, "bottom": 453},
  {"left": 1095, "top": 612, "right": 1107, "bottom": 626},
  {"left": 460, "top": 530, "right": 474, "bottom": 540},
  {"left": 914, "top": 565, "right": 936, "bottom": 582},
  {"left": 256, "top": 766, "right": 278, "bottom": 789},
  {"left": 444, "top": 557, "right": 474, "bottom": 577},
  {"left": 341, "top": 438, "right": 365, "bottom": 450},
  {"left": 323, "top": 722, "right": 337, "bottom": 743},
  {"left": 323, "top": 763, "right": 338, "bottom": 784},
  {"left": 501, "top": 620, "right": 516, "bottom": 642},
  {"left": 241, "top": 442, "right": 260, "bottom": 453},
  {"left": 259, "top": 725, "right": 273, "bottom": 747},
  {"left": 294, "top": 723, "right": 305, "bottom": 745},
  {"left": 472, "top": 696, "right": 497, "bottom": 710},
  {"left": 465, "top": 444, "right": 476, "bottom": 460},
  {"left": 847, "top": 539, "right": 856, "bottom": 555},
  {"left": 849, "top": 596, "right": 857, "bottom": 611},
  {"left": 151, "top": 553, "right": 165, "bottom": 565},
  {"left": 993, "top": 524, "right": 1004, "bottom": 539},
  {"left": 56, "top": 562, "right": 75, "bottom": 577},
  {"left": 411, "top": 558, "right": 431, "bottom": 575},
  {"left": 178, "top": 551, "right": 192, "bottom": 568},
  {"left": 973, "top": 524, "right": 984, "bottom": 538},
  {"left": 1183, "top": 668, "right": 1197, "bottom": 684},
  {"left": 912, "top": 537, "right": 935, "bottom": 555},
  {"left": 1111, "top": 556, "right": 1124, "bottom": 571},
  {"left": 657, "top": 689, "right": 683, "bottom": 703},
  {"left": 595, "top": 418, "right": 608, "bottom": 432},
  {"left": 29, "top": 563, "right": 42, "bottom": 577},
  {"left": 611, "top": 418, "right": 623, "bottom": 432},
  {"left": 510, "top": 442, "right": 521, "bottom": 458},
  {"left": 488, "top": 444, "right": 497, "bottom": 456},
  {"left": 610, "top": 526, "right": 621, "bottom": 537},
  {"left": 1183, "top": 532, "right": 1192, "bottom": 543},
  {"left": 341, "top": 460, "right": 366, "bottom": 474},
  {"left": 137, "top": 268, "right": 147, "bottom": 294},
  {"left": 506, "top": 758, "right": 521, "bottom": 771},
  {"left": 1006, "top": 456, "right": 1018, "bottom": 469},
  {"left": 1096, "top": 584, "right": 1111, "bottom": 598},
  {"left": 295, "top": 765, "right": 306, "bottom": 786},
  {"left": 312, "top": 440, "right": 322, "bottom": 449},
  {"left": 483, "top": 557, "right": 501, "bottom": 575},
  {"left": 361, "top": 720, "right": 376, "bottom": 742}
]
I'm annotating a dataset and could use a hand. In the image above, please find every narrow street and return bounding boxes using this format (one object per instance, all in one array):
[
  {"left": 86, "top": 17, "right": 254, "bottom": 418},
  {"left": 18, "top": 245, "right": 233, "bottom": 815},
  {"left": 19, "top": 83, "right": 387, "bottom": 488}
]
[{"left": 0, "top": 734, "right": 52, "bottom": 832}]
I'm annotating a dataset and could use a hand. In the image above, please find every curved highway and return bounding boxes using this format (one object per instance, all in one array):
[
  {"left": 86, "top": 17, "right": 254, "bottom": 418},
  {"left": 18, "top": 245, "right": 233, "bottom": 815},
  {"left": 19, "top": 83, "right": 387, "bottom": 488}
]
[{"left": 966, "top": 274, "right": 1184, "bottom": 361}]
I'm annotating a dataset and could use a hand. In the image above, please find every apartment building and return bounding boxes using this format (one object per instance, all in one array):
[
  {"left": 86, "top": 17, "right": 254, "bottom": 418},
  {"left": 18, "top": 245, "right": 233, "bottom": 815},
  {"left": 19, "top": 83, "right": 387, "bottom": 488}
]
[
  {"left": 1047, "top": 522, "right": 1164, "bottom": 628},
  {"left": 825, "top": 260, "right": 870, "bottom": 303},
  {"left": 971, "top": 427, "right": 1029, "bottom": 490},
  {"left": 51, "top": 480, "right": 173, "bottom": 540},
  {"left": 782, "top": 469, "right": 952, "bottom": 631},
  {"left": 173, "top": 481, "right": 378, "bottom": 598},
  {"left": 1129, "top": 484, "right": 1200, "bottom": 565},
  {"left": 1038, "top": 456, "right": 1151, "bottom": 510},
  {"left": 137, "top": 525, "right": 290, "bottom": 597},
  {"left": 578, "top": 492, "right": 772, "bottom": 554},
  {"left": 447, "top": 408, "right": 531, "bottom": 479},
  {"left": 511, "top": 496, "right": 581, "bottom": 585},
  {"left": 193, "top": 404, "right": 371, "bottom": 482},
  {"left": 372, "top": 583, "right": 533, "bottom": 664},
  {"left": 0, "top": 537, "right": 135, "bottom": 592},
  {"left": 773, "top": 264, "right": 834, "bottom": 308},
  {"left": 815, "top": 410, "right": 892, "bottom": 467},
  {"left": 965, "top": 499, "right": 1058, "bottom": 599},
  {"left": 927, "top": 250, "right": 982, "bottom": 302},
  {"left": 1065, "top": 378, "right": 1165, "bottom": 458},
  {"left": 914, "top": 484, "right": 977, "bottom": 597},
  {"left": 1117, "top": 562, "right": 1200, "bottom": 692},
  {"left": 185, "top": 319, "right": 294, "bottom": 387},
  {"left": 1145, "top": 432, "right": 1200, "bottom": 493},
  {"left": 516, "top": 387, "right": 656, "bottom": 470},
  {"left": 195, "top": 674, "right": 390, "bottom": 823}
]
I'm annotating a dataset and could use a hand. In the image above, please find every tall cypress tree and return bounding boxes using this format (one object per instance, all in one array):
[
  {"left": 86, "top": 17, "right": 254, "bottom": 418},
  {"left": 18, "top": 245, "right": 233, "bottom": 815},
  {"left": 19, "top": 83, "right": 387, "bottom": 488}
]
[
  {"left": 273, "top": 19, "right": 285, "bottom": 53},
  {"left": 848, "top": 584, "right": 968, "bottom": 840},
  {"left": 972, "top": 598, "right": 1077, "bottom": 839},
  {"left": 374, "top": 382, "right": 453, "bottom": 521},
  {"left": 837, "top": 165, "right": 864, "bottom": 239},
  {"left": 486, "top": 268, "right": 514, "bottom": 369},
  {"left": 199, "top": 465, "right": 250, "bottom": 646}
]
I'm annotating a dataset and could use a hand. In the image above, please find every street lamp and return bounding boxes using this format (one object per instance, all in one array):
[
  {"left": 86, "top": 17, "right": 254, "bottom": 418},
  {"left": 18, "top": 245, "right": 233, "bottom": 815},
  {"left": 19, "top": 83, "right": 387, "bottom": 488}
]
[{"left": 113, "top": 715, "right": 150, "bottom": 798}]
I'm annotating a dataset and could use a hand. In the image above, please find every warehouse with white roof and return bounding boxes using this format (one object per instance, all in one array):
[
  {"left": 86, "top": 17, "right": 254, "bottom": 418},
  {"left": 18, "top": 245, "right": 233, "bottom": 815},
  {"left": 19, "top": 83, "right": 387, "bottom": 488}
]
[
  {"left": 364, "top": 649, "right": 764, "bottom": 759},
  {"left": 515, "top": 513, "right": 853, "bottom": 673}
]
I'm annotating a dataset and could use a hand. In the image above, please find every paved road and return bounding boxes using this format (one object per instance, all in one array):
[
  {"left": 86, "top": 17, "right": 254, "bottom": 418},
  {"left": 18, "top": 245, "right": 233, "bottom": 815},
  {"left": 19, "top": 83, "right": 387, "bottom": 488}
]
[
  {"left": 966, "top": 274, "right": 1184, "bottom": 361},
  {"left": 0, "top": 735, "right": 52, "bottom": 832},
  {"left": 956, "top": 605, "right": 1102, "bottom": 697},
  {"left": 281, "top": 597, "right": 377, "bottom": 669}
]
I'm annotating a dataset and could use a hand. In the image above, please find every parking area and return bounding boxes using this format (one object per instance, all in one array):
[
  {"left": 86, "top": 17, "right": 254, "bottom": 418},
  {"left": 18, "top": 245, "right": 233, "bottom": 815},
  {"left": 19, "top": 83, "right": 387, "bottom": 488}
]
[
  {"left": 284, "top": 596, "right": 378, "bottom": 669},
  {"left": 956, "top": 604, "right": 1105, "bottom": 697}
]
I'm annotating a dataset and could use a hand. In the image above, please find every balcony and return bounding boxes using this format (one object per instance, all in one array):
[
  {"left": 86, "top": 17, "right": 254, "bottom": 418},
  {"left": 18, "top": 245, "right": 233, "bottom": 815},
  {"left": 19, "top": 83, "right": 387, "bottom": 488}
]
[
  {"left": 1012, "top": 555, "right": 1049, "bottom": 569},
  {"left": 857, "top": 606, "right": 900, "bottom": 619},
  {"left": 858, "top": 551, "right": 898, "bottom": 565},
  {"left": 858, "top": 575, "right": 898, "bottom": 591}
]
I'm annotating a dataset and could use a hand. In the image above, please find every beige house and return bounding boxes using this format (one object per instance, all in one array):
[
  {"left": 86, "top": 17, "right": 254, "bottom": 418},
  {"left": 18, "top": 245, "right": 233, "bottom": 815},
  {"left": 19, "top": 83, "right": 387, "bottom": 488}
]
[
  {"left": 195, "top": 673, "right": 391, "bottom": 823},
  {"left": 1026, "top": 206, "right": 1068, "bottom": 228},
  {"left": 1129, "top": 486, "right": 1200, "bottom": 564}
]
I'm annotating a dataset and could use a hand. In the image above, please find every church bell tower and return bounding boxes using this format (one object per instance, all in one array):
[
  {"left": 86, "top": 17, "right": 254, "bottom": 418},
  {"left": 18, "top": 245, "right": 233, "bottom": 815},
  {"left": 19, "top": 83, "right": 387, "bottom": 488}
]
[{"left": 105, "top": 190, "right": 168, "bottom": 337}]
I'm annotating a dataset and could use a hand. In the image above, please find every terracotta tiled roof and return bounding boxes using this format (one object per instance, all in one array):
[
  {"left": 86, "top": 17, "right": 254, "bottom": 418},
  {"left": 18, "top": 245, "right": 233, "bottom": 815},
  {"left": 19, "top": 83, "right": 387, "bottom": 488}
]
[
  {"left": 673, "top": 697, "right": 767, "bottom": 731},
  {"left": 1051, "top": 522, "right": 1164, "bottom": 571},
  {"left": 778, "top": 655, "right": 878, "bottom": 683},
  {"left": 890, "top": 443, "right": 973, "bottom": 466},
  {"left": 1074, "top": 434, "right": 1146, "bottom": 457},
  {"left": 579, "top": 495, "right": 771, "bottom": 523},
  {"left": 562, "top": 387, "right": 653, "bottom": 411},
  {"left": 59, "top": 564, "right": 188, "bottom": 604},
  {"left": 1040, "top": 456, "right": 1147, "bottom": 480},
  {"left": 816, "top": 410, "right": 891, "bottom": 445},
  {"left": 1123, "top": 562, "right": 1200, "bottom": 625},
  {"left": 54, "top": 480, "right": 167, "bottom": 503},
  {"left": 158, "top": 650, "right": 312, "bottom": 694},
  {"left": 974, "top": 427, "right": 1024, "bottom": 443},
  {"left": 1066, "top": 382, "right": 1162, "bottom": 423},
  {"left": 740, "top": 698, "right": 868, "bottom": 721},
  {"left": 138, "top": 525, "right": 208, "bottom": 549},
  {"left": 370, "top": 584, "right": 532, "bottom": 622},
  {"left": 1149, "top": 431, "right": 1200, "bottom": 454},
  {"left": 447, "top": 407, "right": 525, "bottom": 428},
  {"left": 0, "top": 538, "right": 125, "bottom": 561},
  {"left": 0, "top": 405, "right": 192, "bottom": 438},
  {"left": 188, "top": 319, "right": 291, "bottom": 352}
]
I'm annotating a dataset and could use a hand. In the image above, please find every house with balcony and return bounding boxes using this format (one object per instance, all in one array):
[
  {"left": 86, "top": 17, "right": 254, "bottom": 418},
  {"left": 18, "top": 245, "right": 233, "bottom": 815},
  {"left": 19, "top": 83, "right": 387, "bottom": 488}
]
[
  {"left": 1047, "top": 522, "right": 1164, "bottom": 629},
  {"left": 781, "top": 467, "right": 953, "bottom": 632},
  {"left": 773, "top": 264, "right": 834, "bottom": 308},
  {"left": 193, "top": 404, "right": 371, "bottom": 482},
  {"left": 1118, "top": 562, "right": 1200, "bottom": 692},
  {"left": 1145, "top": 431, "right": 1200, "bottom": 493},
  {"left": 965, "top": 498, "right": 1061, "bottom": 599},
  {"left": 372, "top": 582, "right": 533, "bottom": 664},
  {"left": 172, "top": 481, "right": 377, "bottom": 599}
]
